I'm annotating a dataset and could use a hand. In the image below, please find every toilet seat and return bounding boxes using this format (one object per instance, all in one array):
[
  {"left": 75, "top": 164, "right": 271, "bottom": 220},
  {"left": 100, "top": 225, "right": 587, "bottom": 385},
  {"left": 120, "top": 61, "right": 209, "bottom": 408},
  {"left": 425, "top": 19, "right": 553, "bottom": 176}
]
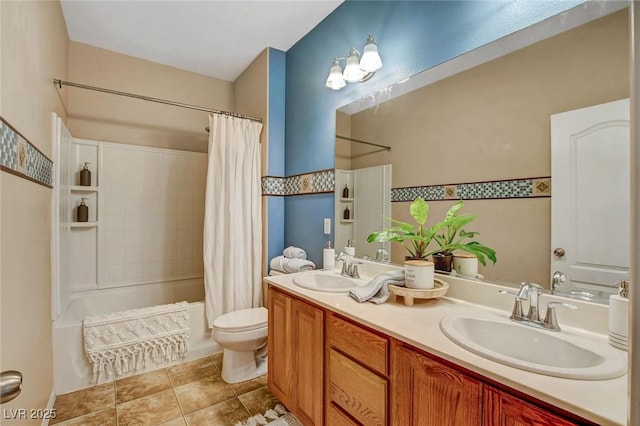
[{"left": 213, "top": 307, "right": 267, "bottom": 333}]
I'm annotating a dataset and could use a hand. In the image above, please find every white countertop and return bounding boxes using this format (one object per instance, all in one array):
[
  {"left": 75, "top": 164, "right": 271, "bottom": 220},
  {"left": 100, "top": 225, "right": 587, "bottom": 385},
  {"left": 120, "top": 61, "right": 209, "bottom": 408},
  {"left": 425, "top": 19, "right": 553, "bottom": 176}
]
[{"left": 265, "top": 264, "right": 628, "bottom": 426}]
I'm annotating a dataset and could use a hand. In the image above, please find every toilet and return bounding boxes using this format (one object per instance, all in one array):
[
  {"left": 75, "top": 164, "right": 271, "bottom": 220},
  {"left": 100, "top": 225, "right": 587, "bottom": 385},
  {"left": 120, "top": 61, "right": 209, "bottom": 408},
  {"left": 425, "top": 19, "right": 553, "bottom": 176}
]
[{"left": 212, "top": 307, "right": 268, "bottom": 384}]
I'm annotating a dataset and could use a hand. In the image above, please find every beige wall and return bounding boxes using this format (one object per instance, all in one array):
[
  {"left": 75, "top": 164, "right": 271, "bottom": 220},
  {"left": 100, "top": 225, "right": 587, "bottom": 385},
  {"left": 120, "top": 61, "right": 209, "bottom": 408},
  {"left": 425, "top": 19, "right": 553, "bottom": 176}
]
[
  {"left": 348, "top": 9, "right": 629, "bottom": 286},
  {"left": 335, "top": 111, "right": 352, "bottom": 170},
  {"left": 0, "top": 1, "right": 69, "bottom": 422},
  {"left": 67, "top": 42, "right": 234, "bottom": 153},
  {"left": 234, "top": 49, "right": 268, "bottom": 171},
  {"left": 233, "top": 49, "right": 270, "bottom": 283}
]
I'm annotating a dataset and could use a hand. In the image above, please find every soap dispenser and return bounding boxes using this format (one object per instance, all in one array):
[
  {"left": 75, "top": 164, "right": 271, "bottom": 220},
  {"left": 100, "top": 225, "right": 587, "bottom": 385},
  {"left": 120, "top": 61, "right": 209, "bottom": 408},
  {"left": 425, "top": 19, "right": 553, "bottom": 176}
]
[
  {"left": 608, "top": 278, "right": 629, "bottom": 350},
  {"left": 342, "top": 184, "right": 349, "bottom": 199},
  {"left": 323, "top": 241, "right": 335, "bottom": 270},
  {"left": 77, "top": 198, "right": 89, "bottom": 222},
  {"left": 343, "top": 205, "right": 350, "bottom": 220},
  {"left": 80, "top": 162, "right": 92, "bottom": 186},
  {"left": 344, "top": 240, "right": 355, "bottom": 256}
]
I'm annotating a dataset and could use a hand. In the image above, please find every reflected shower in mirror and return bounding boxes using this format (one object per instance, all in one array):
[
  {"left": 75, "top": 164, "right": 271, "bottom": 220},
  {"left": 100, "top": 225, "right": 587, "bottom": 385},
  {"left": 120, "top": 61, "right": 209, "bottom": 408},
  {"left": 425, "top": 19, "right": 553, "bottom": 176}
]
[{"left": 334, "top": 6, "right": 630, "bottom": 299}]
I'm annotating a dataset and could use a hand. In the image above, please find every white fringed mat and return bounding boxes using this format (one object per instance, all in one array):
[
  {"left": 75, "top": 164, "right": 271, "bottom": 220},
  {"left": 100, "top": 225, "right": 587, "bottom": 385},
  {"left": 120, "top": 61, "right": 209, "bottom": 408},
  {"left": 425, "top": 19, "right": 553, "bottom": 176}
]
[
  {"left": 235, "top": 404, "right": 302, "bottom": 426},
  {"left": 83, "top": 301, "right": 190, "bottom": 382}
]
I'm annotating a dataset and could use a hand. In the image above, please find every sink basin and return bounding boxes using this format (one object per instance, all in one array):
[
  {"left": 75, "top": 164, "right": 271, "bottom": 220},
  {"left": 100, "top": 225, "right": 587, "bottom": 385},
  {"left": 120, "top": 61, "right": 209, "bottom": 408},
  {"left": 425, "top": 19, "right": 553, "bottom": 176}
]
[
  {"left": 440, "top": 311, "right": 627, "bottom": 380},
  {"left": 292, "top": 271, "right": 368, "bottom": 293}
]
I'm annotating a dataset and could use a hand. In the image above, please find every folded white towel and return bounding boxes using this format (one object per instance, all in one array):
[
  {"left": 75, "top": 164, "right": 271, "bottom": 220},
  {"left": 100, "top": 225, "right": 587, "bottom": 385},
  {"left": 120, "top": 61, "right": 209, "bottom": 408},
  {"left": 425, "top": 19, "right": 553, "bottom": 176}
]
[
  {"left": 283, "top": 246, "right": 307, "bottom": 259},
  {"left": 348, "top": 270, "right": 405, "bottom": 304},
  {"left": 270, "top": 255, "right": 316, "bottom": 273}
]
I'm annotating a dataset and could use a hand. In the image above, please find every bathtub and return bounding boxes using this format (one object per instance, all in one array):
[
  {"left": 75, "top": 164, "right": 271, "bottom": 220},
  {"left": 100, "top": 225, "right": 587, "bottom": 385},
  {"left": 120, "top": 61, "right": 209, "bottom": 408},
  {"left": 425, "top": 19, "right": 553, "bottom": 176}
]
[{"left": 53, "top": 278, "right": 221, "bottom": 394}]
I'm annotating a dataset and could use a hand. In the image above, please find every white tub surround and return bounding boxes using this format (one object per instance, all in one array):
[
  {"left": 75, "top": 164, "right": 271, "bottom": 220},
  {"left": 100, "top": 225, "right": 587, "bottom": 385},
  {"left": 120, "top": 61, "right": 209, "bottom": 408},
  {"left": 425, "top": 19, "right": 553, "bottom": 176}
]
[
  {"left": 51, "top": 118, "right": 207, "bottom": 320},
  {"left": 54, "top": 279, "right": 219, "bottom": 394},
  {"left": 265, "top": 261, "right": 627, "bottom": 426}
]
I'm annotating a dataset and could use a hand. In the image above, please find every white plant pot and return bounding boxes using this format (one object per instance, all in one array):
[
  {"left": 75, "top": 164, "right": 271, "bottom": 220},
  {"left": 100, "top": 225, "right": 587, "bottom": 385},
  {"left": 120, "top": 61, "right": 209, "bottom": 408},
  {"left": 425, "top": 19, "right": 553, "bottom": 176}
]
[
  {"left": 404, "top": 260, "right": 435, "bottom": 289},
  {"left": 453, "top": 253, "right": 478, "bottom": 278}
]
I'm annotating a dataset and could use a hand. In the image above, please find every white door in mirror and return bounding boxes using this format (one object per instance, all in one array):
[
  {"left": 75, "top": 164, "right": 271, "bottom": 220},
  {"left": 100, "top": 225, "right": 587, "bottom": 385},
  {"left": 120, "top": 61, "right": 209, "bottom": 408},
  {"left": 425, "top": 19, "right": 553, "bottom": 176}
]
[{"left": 551, "top": 98, "right": 630, "bottom": 292}]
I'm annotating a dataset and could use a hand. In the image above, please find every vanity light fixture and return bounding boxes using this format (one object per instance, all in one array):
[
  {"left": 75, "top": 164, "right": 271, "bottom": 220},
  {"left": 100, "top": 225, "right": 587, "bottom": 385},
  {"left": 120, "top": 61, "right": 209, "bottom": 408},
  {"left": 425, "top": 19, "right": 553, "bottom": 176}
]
[{"left": 325, "top": 35, "right": 382, "bottom": 90}]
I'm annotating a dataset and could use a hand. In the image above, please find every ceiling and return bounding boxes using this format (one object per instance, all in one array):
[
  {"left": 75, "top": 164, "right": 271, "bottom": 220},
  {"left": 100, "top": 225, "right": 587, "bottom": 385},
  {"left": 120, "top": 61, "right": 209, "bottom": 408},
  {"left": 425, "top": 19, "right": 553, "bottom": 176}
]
[{"left": 60, "top": 0, "right": 344, "bottom": 82}]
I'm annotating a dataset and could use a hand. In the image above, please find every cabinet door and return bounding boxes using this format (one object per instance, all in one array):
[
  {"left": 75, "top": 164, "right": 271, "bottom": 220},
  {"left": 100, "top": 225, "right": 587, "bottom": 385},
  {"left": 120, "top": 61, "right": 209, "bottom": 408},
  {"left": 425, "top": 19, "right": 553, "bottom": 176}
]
[
  {"left": 267, "top": 288, "right": 292, "bottom": 406},
  {"left": 291, "top": 298, "right": 324, "bottom": 425},
  {"left": 484, "top": 386, "right": 580, "bottom": 426},
  {"left": 392, "top": 344, "right": 482, "bottom": 426}
]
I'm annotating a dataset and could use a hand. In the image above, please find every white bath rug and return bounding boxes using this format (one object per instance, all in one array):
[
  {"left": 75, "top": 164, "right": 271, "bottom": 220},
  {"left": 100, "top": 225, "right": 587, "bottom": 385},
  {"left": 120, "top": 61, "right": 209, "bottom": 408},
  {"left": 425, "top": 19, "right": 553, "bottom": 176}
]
[
  {"left": 235, "top": 404, "right": 303, "bottom": 426},
  {"left": 83, "top": 301, "right": 190, "bottom": 382}
]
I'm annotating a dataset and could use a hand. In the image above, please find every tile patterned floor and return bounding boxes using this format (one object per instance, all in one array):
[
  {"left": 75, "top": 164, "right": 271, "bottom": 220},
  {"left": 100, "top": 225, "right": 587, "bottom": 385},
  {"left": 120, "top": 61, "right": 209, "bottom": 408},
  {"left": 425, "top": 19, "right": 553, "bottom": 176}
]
[{"left": 50, "top": 353, "right": 280, "bottom": 426}]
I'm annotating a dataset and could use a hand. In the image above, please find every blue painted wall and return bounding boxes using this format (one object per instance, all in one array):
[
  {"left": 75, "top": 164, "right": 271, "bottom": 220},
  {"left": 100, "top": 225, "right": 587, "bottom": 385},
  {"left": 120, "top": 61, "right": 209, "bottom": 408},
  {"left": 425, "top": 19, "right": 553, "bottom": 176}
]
[
  {"left": 267, "top": 48, "right": 286, "bottom": 264},
  {"left": 283, "top": 0, "right": 585, "bottom": 266}
]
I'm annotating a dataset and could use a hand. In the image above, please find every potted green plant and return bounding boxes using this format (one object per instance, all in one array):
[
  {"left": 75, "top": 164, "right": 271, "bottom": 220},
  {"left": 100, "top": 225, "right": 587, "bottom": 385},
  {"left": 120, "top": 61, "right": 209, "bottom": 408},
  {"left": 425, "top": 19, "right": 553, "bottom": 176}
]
[
  {"left": 366, "top": 197, "right": 439, "bottom": 260},
  {"left": 430, "top": 200, "right": 497, "bottom": 272},
  {"left": 366, "top": 198, "right": 497, "bottom": 272}
]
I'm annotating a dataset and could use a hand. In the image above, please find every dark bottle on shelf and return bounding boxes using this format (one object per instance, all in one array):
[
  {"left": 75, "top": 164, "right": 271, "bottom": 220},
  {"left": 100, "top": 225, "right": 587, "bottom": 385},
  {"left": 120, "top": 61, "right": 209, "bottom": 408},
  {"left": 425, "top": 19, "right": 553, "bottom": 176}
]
[
  {"left": 77, "top": 198, "right": 89, "bottom": 222},
  {"left": 80, "top": 162, "right": 92, "bottom": 186},
  {"left": 342, "top": 184, "right": 349, "bottom": 198},
  {"left": 343, "top": 206, "right": 350, "bottom": 220}
]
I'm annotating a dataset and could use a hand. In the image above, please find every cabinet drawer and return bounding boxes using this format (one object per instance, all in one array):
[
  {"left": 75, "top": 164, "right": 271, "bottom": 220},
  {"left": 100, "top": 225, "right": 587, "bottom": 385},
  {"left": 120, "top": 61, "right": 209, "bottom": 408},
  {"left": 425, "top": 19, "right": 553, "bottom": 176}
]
[
  {"left": 328, "top": 314, "right": 389, "bottom": 376},
  {"left": 327, "top": 403, "right": 360, "bottom": 426},
  {"left": 328, "top": 349, "right": 387, "bottom": 426}
]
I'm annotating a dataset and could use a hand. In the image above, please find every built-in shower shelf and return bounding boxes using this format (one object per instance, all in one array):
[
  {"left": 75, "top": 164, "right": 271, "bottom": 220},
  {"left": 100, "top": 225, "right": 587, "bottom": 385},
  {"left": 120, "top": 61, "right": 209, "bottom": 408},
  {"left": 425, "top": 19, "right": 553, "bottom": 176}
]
[
  {"left": 70, "top": 222, "right": 99, "bottom": 228},
  {"left": 70, "top": 185, "right": 99, "bottom": 192},
  {"left": 340, "top": 219, "right": 354, "bottom": 224}
]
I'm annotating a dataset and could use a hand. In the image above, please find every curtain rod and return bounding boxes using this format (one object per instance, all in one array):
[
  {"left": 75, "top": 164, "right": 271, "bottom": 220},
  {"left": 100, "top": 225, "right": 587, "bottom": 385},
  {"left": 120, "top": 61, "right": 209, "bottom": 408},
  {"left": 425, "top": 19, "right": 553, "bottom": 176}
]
[
  {"left": 53, "top": 79, "right": 263, "bottom": 124},
  {"left": 336, "top": 134, "right": 391, "bottom": 151}
]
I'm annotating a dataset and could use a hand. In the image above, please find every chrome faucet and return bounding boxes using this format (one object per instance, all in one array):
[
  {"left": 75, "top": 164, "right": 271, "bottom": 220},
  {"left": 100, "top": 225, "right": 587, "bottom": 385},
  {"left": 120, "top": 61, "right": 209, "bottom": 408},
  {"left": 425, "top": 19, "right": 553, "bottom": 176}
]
[
  {"left": 518, "top": 282, "right": 543, "bottom": 321},
  {"left": 551, "top": 271, "right": 567, "bottom": 294},
  {"left": 336, "top": 251, "right": 361, "bottom": 278},
  {"left": 499, "top": 282, "right": 576, "bottom": 331}
]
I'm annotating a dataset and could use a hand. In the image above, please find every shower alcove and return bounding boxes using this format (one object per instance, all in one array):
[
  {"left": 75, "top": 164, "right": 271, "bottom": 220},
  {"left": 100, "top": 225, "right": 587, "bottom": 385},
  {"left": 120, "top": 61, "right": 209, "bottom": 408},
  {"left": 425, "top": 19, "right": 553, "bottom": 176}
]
[{"left": 51, "top": 114, "right": 217, "bottom": 393}]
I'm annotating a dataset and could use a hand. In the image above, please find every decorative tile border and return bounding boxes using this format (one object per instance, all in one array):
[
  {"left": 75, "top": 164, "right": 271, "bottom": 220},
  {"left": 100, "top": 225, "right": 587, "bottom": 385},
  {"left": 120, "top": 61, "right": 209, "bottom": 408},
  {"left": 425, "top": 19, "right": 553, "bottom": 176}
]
[
  {"left": 391, "top": 177, "right": 551, "bottom": 202},
  {"left": 262, "top": 169, "right": 334, "bottom": 196},
  {"left": 0, "top": 117, "right": 53, "bottom": 187},
  {"left": 262, "top": 176, "right": 285, "bottom": 195},
  {"left": 263, "top": 171, "right": 549, "bottom": 201}
]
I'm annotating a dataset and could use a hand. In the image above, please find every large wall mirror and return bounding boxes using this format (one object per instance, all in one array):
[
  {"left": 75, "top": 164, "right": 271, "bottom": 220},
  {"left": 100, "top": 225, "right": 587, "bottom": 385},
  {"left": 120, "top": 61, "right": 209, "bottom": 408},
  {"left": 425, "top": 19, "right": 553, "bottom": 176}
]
[{"left": 334, "top": 3, "right": 630, "bottom": 300}]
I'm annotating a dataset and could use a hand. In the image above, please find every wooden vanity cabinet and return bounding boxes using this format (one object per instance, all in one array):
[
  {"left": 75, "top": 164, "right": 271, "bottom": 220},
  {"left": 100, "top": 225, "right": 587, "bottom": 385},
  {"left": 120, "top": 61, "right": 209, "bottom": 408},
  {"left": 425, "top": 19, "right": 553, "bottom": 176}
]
[
  {"left": 392, "top": 341, "right": 483, "bottom": 425},
  {"left": 392, "top": 341, "right": 587, "bottom": 426},
  {"left": 268, "top": 286, "right": 591, "bottom": 426},
  {"left": 326, "top": 313, "right": 390, "bottom": 425},
  {"left": 483, "top": 386, "right": 582, "bottom": 426},
  {"left": 267, "top": 287, "right": 324, "bottom": 425}
]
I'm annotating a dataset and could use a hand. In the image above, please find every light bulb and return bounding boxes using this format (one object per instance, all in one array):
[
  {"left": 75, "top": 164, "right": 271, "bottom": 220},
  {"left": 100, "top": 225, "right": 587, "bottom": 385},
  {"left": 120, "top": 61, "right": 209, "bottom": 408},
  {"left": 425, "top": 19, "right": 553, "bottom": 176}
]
[
  {"left": 325, "top": 59, "right": 346, "bottom": 90},
  {"left": 360, "top": 35, "right": 382, "bottom": 72},
  {"left": 343, "top": 48, "right": 364, "bottom": 82}
]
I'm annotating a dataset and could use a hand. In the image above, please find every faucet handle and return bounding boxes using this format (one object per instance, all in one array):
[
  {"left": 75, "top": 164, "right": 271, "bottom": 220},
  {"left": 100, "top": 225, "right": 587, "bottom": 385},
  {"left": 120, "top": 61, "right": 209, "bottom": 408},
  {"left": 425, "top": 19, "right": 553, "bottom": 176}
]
[
  {"left": 350, "top": 261, "right": 362, "bottom": 279},
  {"left": 516, "top": 282, "right": 542, "bottom": 299},
  {"left": 499, "top": 289, "right": 527, "bottom": 299},
  {"left": 341, "top": 260, "right": 349, "bottom": 276},
  {"left": 543, "top": 302, "right": 577, "bottom": 331},
  {"left": 520, "top": 282, "right": 544, "bottom": 321},
  {"left": 527, "top": 282, "right": 544, "bottom": 293},
  {"left": 498, "top": 290, "right": 525, "bottom": 319}
]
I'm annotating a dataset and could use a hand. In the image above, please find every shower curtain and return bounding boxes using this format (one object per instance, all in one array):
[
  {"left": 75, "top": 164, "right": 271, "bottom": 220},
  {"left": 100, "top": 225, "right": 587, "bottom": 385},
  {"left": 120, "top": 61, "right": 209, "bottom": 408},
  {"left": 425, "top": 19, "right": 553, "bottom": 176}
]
[{"left": 204, "top": 114, "right": 263, "bottom": 328}]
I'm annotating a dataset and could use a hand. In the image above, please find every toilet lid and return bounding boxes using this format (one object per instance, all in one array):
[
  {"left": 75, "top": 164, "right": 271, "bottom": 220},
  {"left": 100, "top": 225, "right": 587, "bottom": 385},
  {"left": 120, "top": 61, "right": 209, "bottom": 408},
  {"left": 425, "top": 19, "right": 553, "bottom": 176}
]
[{"left": 213, "top": 307, "right": 267, "bottom": 332}]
